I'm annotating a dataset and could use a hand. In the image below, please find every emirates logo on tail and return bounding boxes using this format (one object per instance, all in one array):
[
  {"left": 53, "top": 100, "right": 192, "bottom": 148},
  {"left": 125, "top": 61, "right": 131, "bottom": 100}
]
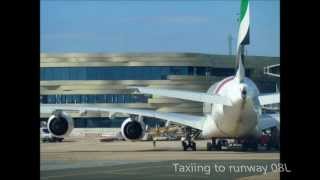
[{"left": 235, "top": 0, "right": 250, "bottom": 83}]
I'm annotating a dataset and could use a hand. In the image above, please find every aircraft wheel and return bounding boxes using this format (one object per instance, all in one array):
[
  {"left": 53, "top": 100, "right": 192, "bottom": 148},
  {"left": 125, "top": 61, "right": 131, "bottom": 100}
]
[
  {"left": 191, "top": 142, "right": 197, "bottom": 151},
  {"left": 252, "top": 143, "right": 258, "bottom": 151},
  {"left": 207, "top": 142, "right": 212, "bottom": 151},
  {"left": 216, "top": 140, "right": 224, "bottom": 151},
  {"left": 182, "top": 141, "right": 187, "bottom": 151},
  {"left": 241, "top": 141, "right": 249, "bottom": 151}
]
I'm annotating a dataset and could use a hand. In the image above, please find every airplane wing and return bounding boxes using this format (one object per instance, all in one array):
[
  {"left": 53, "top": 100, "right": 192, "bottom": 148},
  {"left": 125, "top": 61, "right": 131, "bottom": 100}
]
[
  {"left": 259, "top": 113, "right": 280, "bottom": 130},
  {"left": 131, "top": 86, "right": 232, "bottom": 106},
  {"left": 258, "top": 93, "right": 280, "bottom": 105},
  {"left": 41, "top": 104, "right": 205, "bottom": 130}
]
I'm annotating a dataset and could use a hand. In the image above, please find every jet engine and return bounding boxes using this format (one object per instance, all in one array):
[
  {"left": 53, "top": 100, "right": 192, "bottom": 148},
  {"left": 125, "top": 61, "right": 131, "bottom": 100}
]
[
  {"left": 47, "top": 111, "right": 74, "bottom": 138},
  {"left": 121, "top": 117, "right": 145, "bottom": 141}
]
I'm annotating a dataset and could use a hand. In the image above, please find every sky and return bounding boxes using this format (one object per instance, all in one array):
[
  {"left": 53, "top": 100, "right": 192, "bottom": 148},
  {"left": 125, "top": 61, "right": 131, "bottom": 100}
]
[{"left": 40, "top": 0, "right": 280, "bottom": 57}]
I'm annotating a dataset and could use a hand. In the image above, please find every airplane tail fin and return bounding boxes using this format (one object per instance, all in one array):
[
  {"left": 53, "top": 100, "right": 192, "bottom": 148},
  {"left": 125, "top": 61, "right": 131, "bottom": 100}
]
[{"left": 235, "top": 0, "right": 250, "bottom": 83}]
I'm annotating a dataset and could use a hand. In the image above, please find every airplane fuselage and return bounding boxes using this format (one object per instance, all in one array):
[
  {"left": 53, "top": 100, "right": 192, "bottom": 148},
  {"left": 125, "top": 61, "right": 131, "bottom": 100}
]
[{"left": 202, "top": 76, "right": 262, "bottom": 138}]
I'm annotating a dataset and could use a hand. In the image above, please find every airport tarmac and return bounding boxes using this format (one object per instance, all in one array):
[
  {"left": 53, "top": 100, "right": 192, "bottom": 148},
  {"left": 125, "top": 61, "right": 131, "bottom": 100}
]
[{"left": 41, "top": 137, "right": 280, "bottom": 180}]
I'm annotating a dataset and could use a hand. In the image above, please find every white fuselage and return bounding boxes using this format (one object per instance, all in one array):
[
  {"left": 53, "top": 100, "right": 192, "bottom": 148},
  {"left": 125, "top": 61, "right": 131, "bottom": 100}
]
[{"left": 201, "top": 76, "right": 262, "bottom": 138}]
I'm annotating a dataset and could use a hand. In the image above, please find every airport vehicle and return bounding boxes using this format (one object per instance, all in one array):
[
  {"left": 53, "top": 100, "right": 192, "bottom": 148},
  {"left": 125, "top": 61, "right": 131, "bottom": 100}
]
[{"left": 40, "top": 0, "right": 279, "bottom": 151}]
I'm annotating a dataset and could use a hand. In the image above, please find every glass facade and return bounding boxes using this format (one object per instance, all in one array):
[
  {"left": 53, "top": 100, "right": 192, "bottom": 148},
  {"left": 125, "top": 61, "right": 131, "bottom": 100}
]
[
  {"left": 40, "top": 66, "right": 252, "bottom": 80},
  {"left": 40, "top": 94, "right": 150, "bottom": 104}
]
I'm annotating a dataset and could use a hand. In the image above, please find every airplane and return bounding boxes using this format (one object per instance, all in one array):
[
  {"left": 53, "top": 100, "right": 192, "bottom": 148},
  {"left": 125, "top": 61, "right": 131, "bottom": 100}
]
[{"left": 40, "top": 0, "right": 280, "bottom": 151}]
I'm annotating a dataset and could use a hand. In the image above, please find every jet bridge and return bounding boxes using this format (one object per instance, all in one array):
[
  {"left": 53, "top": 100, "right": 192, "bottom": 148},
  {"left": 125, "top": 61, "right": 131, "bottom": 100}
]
[{"left": 264, "top": 64, "right": 280, "bottom": 77}]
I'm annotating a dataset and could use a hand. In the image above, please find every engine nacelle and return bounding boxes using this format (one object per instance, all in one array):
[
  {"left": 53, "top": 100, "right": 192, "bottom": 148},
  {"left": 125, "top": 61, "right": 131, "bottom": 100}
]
[
  {"left": 121, "top": 118, "right": 145, "bottom": 141},
  {"left": 47, "top": 111, "right": 74, "bottom": 138}
]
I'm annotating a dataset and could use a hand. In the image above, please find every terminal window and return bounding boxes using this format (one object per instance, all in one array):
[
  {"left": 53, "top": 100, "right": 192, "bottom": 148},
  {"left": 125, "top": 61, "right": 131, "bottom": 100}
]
[
  {"left": 40, "top": 94, "right": 149, "bottom": 104},
  {"left": 40, "top": 66, "right": 242, "bottom": 80}
]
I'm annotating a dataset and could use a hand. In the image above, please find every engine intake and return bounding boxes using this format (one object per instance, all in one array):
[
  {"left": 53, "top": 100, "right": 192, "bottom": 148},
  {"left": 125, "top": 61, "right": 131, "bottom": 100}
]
[
  {"left": 47, "top": 111, "right": 74, "bottom": 138},
  {"left": 121, "top": 118, "right": 145, "bottom": 141}
]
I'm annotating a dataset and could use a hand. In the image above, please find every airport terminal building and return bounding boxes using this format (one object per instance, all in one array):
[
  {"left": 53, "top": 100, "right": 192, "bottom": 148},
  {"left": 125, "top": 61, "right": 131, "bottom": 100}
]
[{"left": 40, "top": 53, "right": 279, "bottom": 129}]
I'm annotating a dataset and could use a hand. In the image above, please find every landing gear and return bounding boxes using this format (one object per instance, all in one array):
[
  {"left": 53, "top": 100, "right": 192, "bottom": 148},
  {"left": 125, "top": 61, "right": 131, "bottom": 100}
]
[
  {"left": 241, "top": 138, "right": 258, "bottom": 151},
  {"left": 216, "top": 139, "right": 228, "bottom": 150},
  {"left": 207, "top": 138, "right": 228, "bottom": 151},
  {"left": 182, "top": 141, "right": 196, "bottom": 151},
  {"left": 207, "top": 138, "right": 259, "bottom": 151},
  {"left": 181, "top": 127, "right": 197, "bottom": 151},
  {"left": 207, "top": 138, "right": 216, "bottom": 151}
]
